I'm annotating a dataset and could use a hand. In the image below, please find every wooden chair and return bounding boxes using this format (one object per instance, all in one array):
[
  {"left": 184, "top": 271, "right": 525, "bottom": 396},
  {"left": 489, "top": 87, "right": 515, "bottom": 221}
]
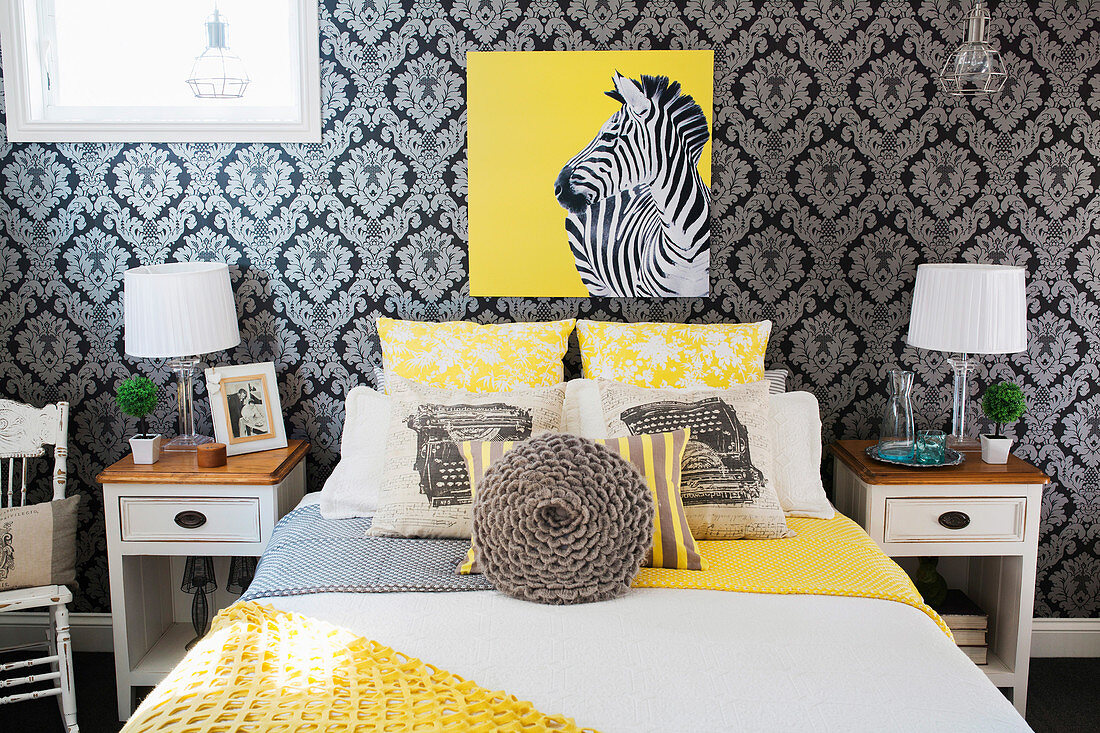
[{"left": 0, "top": 399, "right": 78, "bottom": 732}]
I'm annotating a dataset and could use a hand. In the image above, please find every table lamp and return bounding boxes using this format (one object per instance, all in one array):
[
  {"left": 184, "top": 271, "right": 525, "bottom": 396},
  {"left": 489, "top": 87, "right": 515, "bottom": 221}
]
[
  {"left": 124, "top": 263, "right": 241, "bottom": 451},
  {"left": 906, "top": 263, "right": 1027, "bottom": 449}
]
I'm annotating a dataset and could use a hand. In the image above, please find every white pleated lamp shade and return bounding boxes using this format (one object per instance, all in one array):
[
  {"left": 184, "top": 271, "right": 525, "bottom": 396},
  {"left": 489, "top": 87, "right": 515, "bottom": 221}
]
[
  {"left": 907, "top": 264, "right": 1027, "bottom": 354},
  {"left": 124, "top": 263, "right": 241, "bottom": 358}
]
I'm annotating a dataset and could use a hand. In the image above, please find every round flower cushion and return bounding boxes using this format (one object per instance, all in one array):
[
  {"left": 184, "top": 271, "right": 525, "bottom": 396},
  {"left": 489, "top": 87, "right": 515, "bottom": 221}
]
[{"left": 473, "top": 433, "right": 654, "bottom": 605}]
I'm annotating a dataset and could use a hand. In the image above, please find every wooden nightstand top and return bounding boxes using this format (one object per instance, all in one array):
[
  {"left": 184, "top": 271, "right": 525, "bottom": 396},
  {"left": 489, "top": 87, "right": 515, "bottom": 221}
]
[
  {"left": 97, "top": 439, "right": 309, "bottom": 485},
  {"left": 830, "top": 440, "right": 1049, "bottom": 486}
]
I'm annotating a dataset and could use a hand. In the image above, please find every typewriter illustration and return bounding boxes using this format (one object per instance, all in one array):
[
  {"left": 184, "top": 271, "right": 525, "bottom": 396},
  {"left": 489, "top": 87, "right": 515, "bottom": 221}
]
[
  {"left": 406, "top": 403, "right": 533, "bottom": 507},
  {"left": 620, "top": 397, "right": 765, "bottom": 505}
]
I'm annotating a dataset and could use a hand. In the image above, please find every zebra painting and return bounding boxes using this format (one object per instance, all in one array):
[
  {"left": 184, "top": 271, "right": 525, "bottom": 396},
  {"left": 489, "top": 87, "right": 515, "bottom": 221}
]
[{"left": 554, "top": 73, "right": 711, "bottom": 297}]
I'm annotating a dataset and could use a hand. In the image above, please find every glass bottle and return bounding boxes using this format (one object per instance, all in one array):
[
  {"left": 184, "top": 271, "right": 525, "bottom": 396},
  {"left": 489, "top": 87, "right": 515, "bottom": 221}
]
[{"left": 878, "top": 369, "right": 916, "bottom": 461}]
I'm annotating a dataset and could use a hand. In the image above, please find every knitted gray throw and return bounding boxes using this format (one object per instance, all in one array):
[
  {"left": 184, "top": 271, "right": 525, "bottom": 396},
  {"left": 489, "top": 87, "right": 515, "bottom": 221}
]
[{"left": 473, "top": 433, "right": 654, "bottom": 605}]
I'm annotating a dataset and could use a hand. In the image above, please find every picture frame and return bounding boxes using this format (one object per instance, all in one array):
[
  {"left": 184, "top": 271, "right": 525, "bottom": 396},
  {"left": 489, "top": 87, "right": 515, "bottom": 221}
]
[{"left": 205, "top": 361, "right": 287, "bottom": 456}]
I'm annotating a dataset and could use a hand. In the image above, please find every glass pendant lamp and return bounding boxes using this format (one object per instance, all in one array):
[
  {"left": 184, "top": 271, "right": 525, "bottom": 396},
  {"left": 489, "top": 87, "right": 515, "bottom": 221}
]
[
  {"left": 939, "top": 1, "right": 1007, "bottom": 95},
  {"left": 181, "top": 556, "right": 217, "bottom": 650},
  {"left": 186, "top": 6, "right": 250, "bottom": 99},
  {"left": 226, "top": 556, "right": 257, "bottom": 596}
]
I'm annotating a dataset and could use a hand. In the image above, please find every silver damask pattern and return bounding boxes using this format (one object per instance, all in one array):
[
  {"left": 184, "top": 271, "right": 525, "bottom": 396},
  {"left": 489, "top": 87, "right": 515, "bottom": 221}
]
[{"left": 0, "top": 1, "right": 1096, "bottom": 617}]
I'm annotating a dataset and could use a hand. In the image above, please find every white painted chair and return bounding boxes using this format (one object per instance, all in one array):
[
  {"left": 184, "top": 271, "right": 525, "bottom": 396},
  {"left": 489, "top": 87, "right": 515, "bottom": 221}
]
[{"left": 0, "top": 399, "right": 78, "bottom": 732}]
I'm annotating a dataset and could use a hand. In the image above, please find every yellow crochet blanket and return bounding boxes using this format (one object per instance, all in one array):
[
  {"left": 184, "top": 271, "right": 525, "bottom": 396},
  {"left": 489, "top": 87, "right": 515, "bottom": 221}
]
[
  {"left": 121, "top": 602, "right": 590, "bottom": 733},
  {"left": 635, "top": 514, "right": 952, "bottom": 638}
]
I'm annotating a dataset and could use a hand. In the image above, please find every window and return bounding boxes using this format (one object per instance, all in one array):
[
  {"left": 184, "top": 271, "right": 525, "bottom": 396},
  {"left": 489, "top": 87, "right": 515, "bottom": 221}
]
[{"left": 0, "top": 0, "right": 320, "bottom": 142}]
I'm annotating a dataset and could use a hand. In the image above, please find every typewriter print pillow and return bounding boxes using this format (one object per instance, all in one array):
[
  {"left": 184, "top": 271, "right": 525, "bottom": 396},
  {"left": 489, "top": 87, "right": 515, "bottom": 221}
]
[
  {"left": 367, "top": 376, "right": 567, "bottom": 539},
  {"left": 598, "top": 379, "right": 793, "bottom": 540}
]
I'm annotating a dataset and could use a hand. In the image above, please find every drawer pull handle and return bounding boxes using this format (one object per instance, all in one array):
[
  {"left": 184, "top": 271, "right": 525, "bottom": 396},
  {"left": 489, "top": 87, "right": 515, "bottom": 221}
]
[
  {"left": 174, "top": 510, "right": 207, "bottom": 530},
  {"left": 938, "top": 511, "right": 970, "bottom": 530}
]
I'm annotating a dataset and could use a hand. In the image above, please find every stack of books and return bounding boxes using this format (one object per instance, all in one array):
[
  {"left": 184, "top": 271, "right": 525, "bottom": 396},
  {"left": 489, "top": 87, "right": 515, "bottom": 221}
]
[{"left": 936, "top": 589, "right": 988, "bottom": 665}]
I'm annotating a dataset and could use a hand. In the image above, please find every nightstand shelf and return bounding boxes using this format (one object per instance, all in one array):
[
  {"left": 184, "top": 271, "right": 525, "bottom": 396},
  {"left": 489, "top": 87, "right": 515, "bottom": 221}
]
[
  {"left": 983, "top": 652, "right": 1013, "bottom": 688},
  {"left": 131, "top": 623, "right": 196, "bottom": 685},
  {"left": 98, "top": 440, "right": 308, "bottom": 720},
  {"left": 831, "top": 440, "right": 1048, "bottom": 716}
]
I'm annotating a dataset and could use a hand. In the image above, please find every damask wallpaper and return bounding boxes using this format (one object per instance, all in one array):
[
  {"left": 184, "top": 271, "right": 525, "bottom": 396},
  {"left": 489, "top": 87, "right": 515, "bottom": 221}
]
[{"left": 0, "top": 1, "right": 1096, "bottom": 617}]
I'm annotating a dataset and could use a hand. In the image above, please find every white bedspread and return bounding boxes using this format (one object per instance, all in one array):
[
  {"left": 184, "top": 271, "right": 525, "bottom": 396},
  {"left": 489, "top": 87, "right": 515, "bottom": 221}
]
[{"left": 269, "top": 496, "right": 1027, "bottom": 732}]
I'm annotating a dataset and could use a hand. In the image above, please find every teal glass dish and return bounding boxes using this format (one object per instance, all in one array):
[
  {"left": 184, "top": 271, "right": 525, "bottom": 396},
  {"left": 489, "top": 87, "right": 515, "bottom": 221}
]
[{"left": 916, "top": 429, "right": 947, "bottom": 465}]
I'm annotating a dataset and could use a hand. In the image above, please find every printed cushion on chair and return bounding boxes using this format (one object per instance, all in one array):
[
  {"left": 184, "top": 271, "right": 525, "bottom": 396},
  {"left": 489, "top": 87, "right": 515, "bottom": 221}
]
[{"left": 0, "top": 495, "right": 78, "bottom": 591}]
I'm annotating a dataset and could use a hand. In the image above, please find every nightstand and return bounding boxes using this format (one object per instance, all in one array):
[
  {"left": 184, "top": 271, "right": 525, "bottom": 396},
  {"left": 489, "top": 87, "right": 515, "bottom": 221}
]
[
  {"left": 98, "top": 440, "right": 308, "bottom": 720},
  {"left": 830, "top": 440, "right": 1048, "bottom": 715}
]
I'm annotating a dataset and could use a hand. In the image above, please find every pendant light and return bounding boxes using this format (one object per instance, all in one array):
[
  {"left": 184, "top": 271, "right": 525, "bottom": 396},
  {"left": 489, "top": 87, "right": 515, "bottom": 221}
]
[
  {"left": 186, "top": 5, "right": 250, "bottom": 99},
  {"left": 939, "top": 0, "right": 1006, "bottom": 95}
]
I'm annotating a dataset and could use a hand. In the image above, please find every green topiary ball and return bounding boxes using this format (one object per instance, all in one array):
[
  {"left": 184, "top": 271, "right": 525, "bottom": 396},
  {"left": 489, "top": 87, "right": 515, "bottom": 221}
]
[
  {"left": 981, "top": 381, "right": 1026, "bottom": 432},
  {"left": 116, "top": 376, "right": 158, "bottom": 419}
]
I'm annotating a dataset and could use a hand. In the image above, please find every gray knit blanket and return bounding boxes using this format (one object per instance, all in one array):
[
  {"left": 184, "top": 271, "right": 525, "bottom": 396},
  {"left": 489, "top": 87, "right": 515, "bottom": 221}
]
[
  {"left": 239, "top": 503, "right": 492, "bottom": 602},
  {"left": 475, "top": 434, "right": 654, "bottom": 605}
]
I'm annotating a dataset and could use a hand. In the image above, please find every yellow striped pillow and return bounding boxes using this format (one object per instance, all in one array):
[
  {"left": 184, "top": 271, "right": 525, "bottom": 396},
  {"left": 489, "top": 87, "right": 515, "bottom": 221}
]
[{"left": 457, "top": 430, "right": 706, "bottom": 573}]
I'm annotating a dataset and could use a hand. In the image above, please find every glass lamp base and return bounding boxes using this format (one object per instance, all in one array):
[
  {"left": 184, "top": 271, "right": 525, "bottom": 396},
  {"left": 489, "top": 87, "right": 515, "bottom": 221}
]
[
  {"left": 948, "top": 435, "right": 981, "bottom": 451},
  {"left": 946, "top": 354, "right": 980, "bottom": 453},
  {"left": 164, "top": 434, "right": 214, "bottom": 452}
]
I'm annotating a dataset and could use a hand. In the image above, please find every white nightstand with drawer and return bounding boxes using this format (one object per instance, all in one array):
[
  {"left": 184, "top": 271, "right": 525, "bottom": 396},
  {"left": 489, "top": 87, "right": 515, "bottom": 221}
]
[
  {"left": 830, "top": 440, "right": 1048, "bottom": 716},
  {"left": 98, "top": 440, "right": 308, "bottom": 720}
]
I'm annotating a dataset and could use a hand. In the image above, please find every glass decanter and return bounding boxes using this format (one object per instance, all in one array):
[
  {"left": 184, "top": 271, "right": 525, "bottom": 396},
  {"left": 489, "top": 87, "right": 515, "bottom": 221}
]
[{"left": 878, "top": 369, "right": 915, "bottom": 461}]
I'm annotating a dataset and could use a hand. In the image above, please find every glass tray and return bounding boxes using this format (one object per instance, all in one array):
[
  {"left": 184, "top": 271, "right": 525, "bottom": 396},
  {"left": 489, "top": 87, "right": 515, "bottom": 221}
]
[{"left": 865, "top": 445, "right": 965, "bottom": 468}]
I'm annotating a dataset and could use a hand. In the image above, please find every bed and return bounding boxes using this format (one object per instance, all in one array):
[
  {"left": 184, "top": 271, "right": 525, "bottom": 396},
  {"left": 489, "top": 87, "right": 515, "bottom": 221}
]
[{"left": 121, "top": 493, "right": 1028, "bottom": 732}]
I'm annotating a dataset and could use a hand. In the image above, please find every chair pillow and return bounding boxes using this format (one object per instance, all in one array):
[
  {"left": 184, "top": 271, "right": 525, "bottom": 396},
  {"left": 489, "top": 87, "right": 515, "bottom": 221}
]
[
  {"left": 377, "top": 317, "right": 575, "bottom": 393},
  {"left": 458, "top": 429, "right": 706, "bottom": 573},
  {"left": 576, "top": 320, "right": 771, "bottom": 388},
  {"left": 0, "top": 495, "right": 78, "bottom": 591}
]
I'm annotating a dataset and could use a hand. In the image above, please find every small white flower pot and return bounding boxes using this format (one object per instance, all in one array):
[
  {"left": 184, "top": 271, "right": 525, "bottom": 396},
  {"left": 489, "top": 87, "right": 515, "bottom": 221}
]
[
  {"left": 980, "top": 434, "right": 1013, "bottom": 465},
  {"left": 130, "top": 434, "right": 163, "bottom": 465}
]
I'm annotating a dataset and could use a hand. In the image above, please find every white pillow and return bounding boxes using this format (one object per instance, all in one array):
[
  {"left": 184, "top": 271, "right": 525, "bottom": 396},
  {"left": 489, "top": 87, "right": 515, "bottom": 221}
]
[
  {"left": 319, "top": 385, "right": 391, "bottom": 519},
  {"left": 563, "top": 378, "right": 603, "bottom": 437},
  {"left": 769, "top": 391, "right": 833, "bottom": 519},
  {"left": 564, "top": 378, "right": 832, "bottom": 519}
]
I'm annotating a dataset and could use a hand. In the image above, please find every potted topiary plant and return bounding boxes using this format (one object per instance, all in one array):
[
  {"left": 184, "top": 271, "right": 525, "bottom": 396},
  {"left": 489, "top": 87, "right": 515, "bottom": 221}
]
[
  {"left": 980, "top": 381, "right": 1026, "bottom": 464},
  {"left": 117, "top": 375, "right": 161, "bottom": 464}
]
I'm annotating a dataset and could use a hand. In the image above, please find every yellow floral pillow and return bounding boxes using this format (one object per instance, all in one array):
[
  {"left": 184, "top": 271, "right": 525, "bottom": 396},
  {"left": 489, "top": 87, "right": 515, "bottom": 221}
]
[
  {"left": 377, "top": 317, "right": 576, "bottom": 393},
  {"left": 576, "top": 320, "right": 771, "bottom": 388}
]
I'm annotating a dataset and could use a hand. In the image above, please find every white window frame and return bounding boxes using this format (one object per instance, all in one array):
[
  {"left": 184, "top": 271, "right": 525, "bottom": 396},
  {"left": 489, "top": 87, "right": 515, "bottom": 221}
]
[{"left": 0, "top": 0, "right": 321, "bottom": 143}]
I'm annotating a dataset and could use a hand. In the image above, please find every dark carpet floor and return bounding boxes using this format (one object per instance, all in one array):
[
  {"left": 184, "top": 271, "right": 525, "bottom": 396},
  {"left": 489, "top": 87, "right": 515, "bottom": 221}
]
[{"left": 3, "top": 653, "right": 1097, "bottom": 732}]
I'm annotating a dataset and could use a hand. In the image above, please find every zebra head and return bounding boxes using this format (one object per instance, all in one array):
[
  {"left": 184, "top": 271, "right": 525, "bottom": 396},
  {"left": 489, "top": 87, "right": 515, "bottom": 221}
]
[{"left": 554, "top": 72, "right": 709, "bottom": 215}]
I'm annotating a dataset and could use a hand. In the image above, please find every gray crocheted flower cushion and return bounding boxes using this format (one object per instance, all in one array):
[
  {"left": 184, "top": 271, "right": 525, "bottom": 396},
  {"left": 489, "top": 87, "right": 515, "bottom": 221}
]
[{"left": 473, "top": 433, "right": 655, "bottom": 605}]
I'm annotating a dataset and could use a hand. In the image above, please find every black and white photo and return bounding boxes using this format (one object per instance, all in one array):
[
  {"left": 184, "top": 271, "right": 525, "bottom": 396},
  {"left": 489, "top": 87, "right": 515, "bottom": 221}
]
[{"left": 223, "top": 377, "right": 272, "bottom": 440}]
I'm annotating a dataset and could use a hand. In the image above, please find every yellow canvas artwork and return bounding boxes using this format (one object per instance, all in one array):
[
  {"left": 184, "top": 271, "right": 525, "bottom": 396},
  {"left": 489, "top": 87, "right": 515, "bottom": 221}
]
[{"left": 467, "top": 50, "right": 714, "bottom": 297}]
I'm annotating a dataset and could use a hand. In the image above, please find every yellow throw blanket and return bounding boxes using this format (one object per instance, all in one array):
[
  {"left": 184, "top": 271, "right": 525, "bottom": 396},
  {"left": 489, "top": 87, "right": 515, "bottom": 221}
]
[
  {"left": 635, "top": 514, "right": 952, "bottom": 638},
  {"left": 121, "top": 603, "right": 591, "bottom": 733}
]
